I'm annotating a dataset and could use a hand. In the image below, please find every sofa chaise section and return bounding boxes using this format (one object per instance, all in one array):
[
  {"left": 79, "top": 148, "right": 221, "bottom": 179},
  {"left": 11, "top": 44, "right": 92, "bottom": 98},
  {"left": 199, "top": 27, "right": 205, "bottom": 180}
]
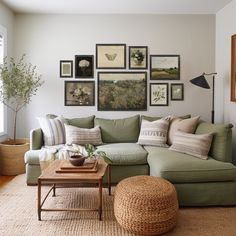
[{"left": 145, "top": 120, "right": 236, "bottom": 206}]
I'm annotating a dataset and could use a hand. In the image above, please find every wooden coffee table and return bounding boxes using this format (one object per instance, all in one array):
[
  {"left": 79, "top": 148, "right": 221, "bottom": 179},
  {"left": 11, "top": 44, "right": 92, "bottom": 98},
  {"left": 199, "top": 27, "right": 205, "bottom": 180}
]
[{"left": 37, "top": 159, "right": 111, "bottom": 221}]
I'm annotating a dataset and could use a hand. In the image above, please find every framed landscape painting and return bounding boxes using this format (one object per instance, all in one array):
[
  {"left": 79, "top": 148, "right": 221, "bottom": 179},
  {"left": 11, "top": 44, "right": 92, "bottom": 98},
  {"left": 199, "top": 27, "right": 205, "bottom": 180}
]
[
  {"left": 60, "top": 60, "right": 73, "bottom": 78},
  {"left": 150, "top": 55, "right": 180, "bottom": 80},
  {"left": 171, "top": 83, "right": 184, "bottom": 101},
  {"left": 98, "top": 72, "right": 147, "bottom": 111},
  {"left": 96, "top": 44, "right": 126, "bottom": 69},
  {"left": 75, "top": 55, "right": 94, "bottom": 78},
  {"left": 129, "top": 46, "right": 148, "bottom": 69},
  {"left": 150, "top": 83, "right": 168, "bottom": 106},
  {"left": 64, "top": 81, "right": 95, "bottom": 106}
]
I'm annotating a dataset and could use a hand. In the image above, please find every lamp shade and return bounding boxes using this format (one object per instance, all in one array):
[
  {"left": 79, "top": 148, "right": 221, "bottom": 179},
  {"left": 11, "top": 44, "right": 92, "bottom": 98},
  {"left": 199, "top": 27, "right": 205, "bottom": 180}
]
[{"left": 190, "top": 75, "right": 210, "bottom": 89}]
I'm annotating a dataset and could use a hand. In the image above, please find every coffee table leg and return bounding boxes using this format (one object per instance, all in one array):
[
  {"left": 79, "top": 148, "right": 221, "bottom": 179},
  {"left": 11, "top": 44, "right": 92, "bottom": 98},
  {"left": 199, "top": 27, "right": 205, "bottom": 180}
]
[
  {"left": 98, "top": 179, "right": 102, "bottom": 221},
  {"left": 38, "top": 179, "right": 41, "bottom": 221},
  {"left": 108, "top": 165, "right": 111, "bottom": 196},
  {"left": 53, "top": 184, "right": 56, "bottom": 197}
]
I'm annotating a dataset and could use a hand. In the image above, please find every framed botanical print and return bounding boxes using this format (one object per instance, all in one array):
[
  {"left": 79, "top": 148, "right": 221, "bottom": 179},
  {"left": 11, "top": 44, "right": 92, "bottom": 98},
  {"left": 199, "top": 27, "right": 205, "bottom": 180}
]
[
  {"left": 96, "top": 44, "right": 126, "bottom": 69},
  {"left": 150, "top": 83, "right": 169, "bottom": 106},
  {"left": 75, "top": 55, "right": 94, "bottom": 78},
  {"left": 150, "top": 55, "right": 180, "bottom": 80},
  {"left": 64, "top": 81, "right": 95, "bottom": 106},
  {"left": 98, "top": 72, "right": 147, "bottom": 111},
  {"left": 171, "top": 83, "right": 184, "bottom": 101},
  {"left": 60, "top": 60, "right": 73, "bottom": 78},
  {"left": 129, "top": 46, "right": 148, "bottom": 69}
]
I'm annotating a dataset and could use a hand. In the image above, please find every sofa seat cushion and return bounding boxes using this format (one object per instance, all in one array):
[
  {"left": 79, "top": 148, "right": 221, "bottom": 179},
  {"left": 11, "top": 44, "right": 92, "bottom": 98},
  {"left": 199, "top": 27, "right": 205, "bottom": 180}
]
[
  {"left": 145, "top": 146, "right": 236, "bottom": 183},
  {"left": 96, "top": 143, "right": 148, "bottom": 165}
]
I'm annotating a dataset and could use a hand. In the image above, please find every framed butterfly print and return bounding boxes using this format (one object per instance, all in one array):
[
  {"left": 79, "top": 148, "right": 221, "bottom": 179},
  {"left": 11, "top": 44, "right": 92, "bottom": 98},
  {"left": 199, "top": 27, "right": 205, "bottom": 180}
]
[{"left": 96, "top": 44, "right": 126, "bottom": 69}]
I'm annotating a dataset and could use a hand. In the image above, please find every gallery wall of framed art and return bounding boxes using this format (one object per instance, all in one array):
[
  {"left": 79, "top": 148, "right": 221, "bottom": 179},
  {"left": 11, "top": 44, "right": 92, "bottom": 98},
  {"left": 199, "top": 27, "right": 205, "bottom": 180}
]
[{"left": 59, "top": 43, "right": 184, "bottom": 110}]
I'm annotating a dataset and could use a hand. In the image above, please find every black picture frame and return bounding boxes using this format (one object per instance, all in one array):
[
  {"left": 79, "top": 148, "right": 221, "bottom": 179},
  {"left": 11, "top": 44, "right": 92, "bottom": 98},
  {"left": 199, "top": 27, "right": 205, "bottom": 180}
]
[
  {"left": 150, "top": 55, "right": 180, "bottom": 80},
  {"left": 98, "top": 71, "right": 147, "bottom": 111},
  {"left": 64, "top": 81, "right": 95, "bottom": 106},
  {"left": 129, "top": 46, "right": 148, "bottom": 69},
  {"left": 60, "top": 60, "right": 73, "bottom": 78},
  {"left": 96, "top": 44, "right": 126, "bottom": 69},
  {"left": 75, "top": 55, "right": 94, "bottom": 78},
  {"left": 171, "top": 83, "right": 184, "bottom": 101},
  {"left": 150, "top": 83, "right": 169, "bottom": 106}
]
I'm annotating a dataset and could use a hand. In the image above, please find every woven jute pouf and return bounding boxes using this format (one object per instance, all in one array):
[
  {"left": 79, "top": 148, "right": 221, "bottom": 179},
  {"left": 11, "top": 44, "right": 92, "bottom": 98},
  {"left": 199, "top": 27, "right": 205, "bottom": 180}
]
[{"left": 114, "top": 175, "right": 178, "bottom": 236}]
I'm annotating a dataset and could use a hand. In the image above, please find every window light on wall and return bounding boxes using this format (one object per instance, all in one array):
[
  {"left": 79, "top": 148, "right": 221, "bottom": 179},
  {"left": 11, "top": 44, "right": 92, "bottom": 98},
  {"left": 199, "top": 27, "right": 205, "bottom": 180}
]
[{"left": 0, "top": 33, "right": 5, "bottom": 134}]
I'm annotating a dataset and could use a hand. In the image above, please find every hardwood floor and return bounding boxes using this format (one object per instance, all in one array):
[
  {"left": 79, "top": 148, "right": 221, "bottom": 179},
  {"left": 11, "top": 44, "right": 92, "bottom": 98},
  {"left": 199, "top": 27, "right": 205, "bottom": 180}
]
[{"left": 0, "top": 175, "right": 16, "bottom": 188}]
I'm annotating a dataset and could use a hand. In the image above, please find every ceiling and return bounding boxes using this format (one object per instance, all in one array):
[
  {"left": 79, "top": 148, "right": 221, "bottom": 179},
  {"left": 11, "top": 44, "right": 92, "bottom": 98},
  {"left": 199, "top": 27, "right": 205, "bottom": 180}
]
[{"left": 2, "top": 0, "right": 232, "bottom": 14}]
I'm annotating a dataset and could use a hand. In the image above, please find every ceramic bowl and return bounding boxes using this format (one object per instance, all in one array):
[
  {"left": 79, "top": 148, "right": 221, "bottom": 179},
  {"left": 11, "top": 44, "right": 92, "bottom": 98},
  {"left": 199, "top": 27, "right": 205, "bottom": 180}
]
[{"left": 69, "top": 155, "right": 85, "bottom": 166}]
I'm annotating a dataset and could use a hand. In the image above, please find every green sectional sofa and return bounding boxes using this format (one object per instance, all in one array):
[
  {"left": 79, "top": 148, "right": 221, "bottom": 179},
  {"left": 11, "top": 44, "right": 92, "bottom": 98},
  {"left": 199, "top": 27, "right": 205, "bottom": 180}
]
[{"left": 24, "top": 115, "right": 236, "bottom": 206}]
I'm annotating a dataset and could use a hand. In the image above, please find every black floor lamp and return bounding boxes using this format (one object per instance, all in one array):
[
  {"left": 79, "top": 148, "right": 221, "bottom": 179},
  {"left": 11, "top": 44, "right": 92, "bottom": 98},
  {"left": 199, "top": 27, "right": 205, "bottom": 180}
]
[{"left": 190, "top": 72, "right": 217, "bottom": 123}]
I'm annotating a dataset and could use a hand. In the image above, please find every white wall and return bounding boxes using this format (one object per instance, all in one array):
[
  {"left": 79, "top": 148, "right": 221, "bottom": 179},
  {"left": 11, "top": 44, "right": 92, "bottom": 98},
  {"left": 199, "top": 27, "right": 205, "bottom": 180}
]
[
  {"left": 14, "top": 14, "right": 215, "bottom": 138},
  {"left": 216, "top": 0, "right": 236, "bottom": 164},
  {"left": 0, "top": 3, "right": 14, "bottom": 58},
  {"left": 0, "top": 2, "right": 14, "bottom": 141}
]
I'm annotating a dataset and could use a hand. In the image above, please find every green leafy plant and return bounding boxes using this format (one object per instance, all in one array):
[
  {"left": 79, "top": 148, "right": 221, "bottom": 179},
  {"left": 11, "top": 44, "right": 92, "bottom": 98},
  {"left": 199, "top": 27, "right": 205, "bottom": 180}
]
[
  {"left": 0, "top": 54, "right": 44, "bottom": 143},
  {"left": 84, "top": 144, "right": 112, "bottom": 164}
]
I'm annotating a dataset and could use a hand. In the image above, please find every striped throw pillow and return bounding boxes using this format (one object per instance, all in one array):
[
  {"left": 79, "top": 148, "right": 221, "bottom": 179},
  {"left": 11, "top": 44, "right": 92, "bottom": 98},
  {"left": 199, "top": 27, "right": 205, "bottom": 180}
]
[
  {"left": 65, "top": 125, "right": 103, "bottom": 145},
  {"left": 137, "top": 117, "right": 170, "bottom": 147},
  {"left": 37, "top": 116, "right": 68, "bottom": 146},
  {"left": 169, "top": 131, "right": 214, "bottom": 160}
]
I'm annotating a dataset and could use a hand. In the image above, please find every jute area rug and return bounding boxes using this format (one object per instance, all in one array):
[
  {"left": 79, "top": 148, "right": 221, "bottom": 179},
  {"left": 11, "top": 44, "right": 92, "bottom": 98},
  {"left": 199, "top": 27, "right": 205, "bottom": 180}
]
[{"left": 0, "top": 175, "right": 235, "bottom": 236}]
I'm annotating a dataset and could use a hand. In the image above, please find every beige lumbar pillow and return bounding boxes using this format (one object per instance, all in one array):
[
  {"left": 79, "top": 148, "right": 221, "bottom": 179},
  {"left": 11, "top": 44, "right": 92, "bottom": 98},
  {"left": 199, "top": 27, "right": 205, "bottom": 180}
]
[
  {"left": 168, "top": 116, "right": 200, "bottom": 145},
  {"left": 65, "top": 124, "right": 102, "bottom": 145},
  {"left": 169, "top": 130, "right": 214, "bottom": 160},
  {"left": 138, "top": 117, "right": 171, "bottom": 147}
]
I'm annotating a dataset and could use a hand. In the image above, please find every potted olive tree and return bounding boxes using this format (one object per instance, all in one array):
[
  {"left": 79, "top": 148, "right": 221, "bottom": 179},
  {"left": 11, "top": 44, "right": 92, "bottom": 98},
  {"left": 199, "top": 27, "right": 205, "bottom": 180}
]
[{"left": 0, "top": 54, "right": 43, "bottom": 175}]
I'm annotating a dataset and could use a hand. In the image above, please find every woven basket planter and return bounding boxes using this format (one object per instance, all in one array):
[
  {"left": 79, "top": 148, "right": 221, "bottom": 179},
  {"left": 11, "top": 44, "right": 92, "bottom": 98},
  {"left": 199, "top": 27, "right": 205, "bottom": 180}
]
[
  {"left": 0, "top": 139, "right": 29, "bottom": 175},
  {"left": 114, "top": 175, "right": 178, "bottom": 236}
]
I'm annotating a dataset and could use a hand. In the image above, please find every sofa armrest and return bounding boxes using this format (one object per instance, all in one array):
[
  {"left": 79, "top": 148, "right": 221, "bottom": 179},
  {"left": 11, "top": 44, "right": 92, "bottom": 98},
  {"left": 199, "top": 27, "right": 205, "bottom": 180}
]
[{"left": 30, "top": 128, "right": 44, "bottom": 150}]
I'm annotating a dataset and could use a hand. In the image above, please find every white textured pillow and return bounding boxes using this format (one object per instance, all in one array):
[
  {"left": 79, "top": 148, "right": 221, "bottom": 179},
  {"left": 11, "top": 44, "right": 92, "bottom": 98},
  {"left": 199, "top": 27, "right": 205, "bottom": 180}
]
[
  {"left": 137, "top": 117, "right": 170, "bottom": 147},
  {"left": 65, "top": 124, "right": 103, "bottom": 145},
  {"left": 169, "top": 130, "right": 214, "bottom": 160},
  {"left": 37, "top": 116, "right": 68, "bottom": 146}
]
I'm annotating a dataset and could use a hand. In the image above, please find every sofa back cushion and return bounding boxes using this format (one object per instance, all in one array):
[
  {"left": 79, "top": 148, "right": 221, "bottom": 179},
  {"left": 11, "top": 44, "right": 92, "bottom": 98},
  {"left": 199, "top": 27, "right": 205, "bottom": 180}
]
[
  {"left": 140, "top": 114, "right": 191, "bottom": 122},
  {"left": 195, "top": 121, "right": 233, "bottom": 162},
  {"left": 46, "top": 114, "right": 95, "bottom": 128},
  {"left": 94, "top": 115, "right": 140, "bottom": 143},
  {"left": 68, "top": 116, "right": 95, "bottom": 128}
]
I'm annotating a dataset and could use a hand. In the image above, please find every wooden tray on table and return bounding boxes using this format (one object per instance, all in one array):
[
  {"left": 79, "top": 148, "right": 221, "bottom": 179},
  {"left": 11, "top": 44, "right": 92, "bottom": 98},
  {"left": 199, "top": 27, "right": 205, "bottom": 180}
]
[{"left": 55, "top": 160, "right": 98, "bottom": 173}]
